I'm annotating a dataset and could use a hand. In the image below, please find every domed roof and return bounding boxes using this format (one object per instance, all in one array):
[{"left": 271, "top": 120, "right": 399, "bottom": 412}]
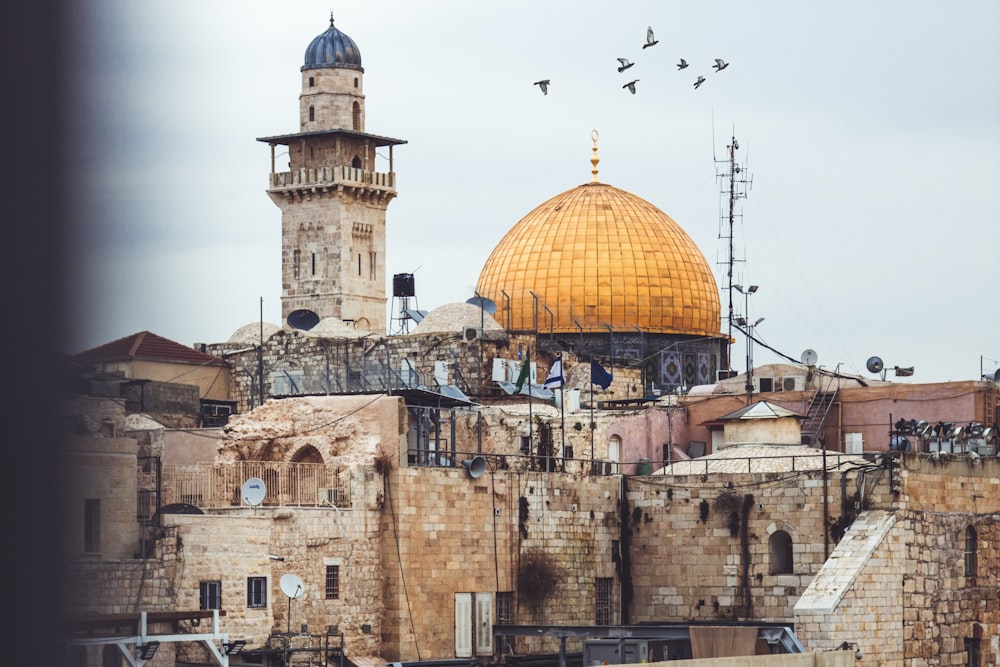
[
  {"left": 476, "top": 147, "right": 721, "bottom": 336},
  {"left": 303, "top": 15, "right": 362, "bottom": 71},
  {"left": 411, "top": 303, "right": 504, "bottom": 335},
  {"left": 303, "top": 317, "right": 377, "bottom": 339},
  {"left": 228, "top": 322, "right": 281, "bottom": 345}
]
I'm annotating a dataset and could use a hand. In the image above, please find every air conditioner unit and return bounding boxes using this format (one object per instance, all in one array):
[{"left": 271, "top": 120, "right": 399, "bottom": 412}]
[
  {"left": 783, "top": 376, "right": 805, "bottom": 392},
  {"left": 318, "top": 488, "right": 341, "bottom": 507},
  {"left": 463, "top": 326, "right": 480, "bottom": 341}
]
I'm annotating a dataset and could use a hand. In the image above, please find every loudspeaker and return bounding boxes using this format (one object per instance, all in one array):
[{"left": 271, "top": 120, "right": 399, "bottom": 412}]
[
  {"left": 866, "top": 356, "right": 884, "bottom": 374},
  {"left": 462, "top": 455, "right": 486, "bottom": 479}
]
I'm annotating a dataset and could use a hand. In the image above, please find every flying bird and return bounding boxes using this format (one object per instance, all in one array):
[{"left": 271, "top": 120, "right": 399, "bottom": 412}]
[
  {"left": 617, "top": 58, "right": 635, "bottom": 73},
  {"left": 693, "top": 75, "right": 705, "bottom": 89},
  {"left": 533, "top": 79, "right": 550, "bottom": 95},
  {"left": 676, "top": 58, "right": 689, "bottom": 70},
  {"left": 623, "top": 79, "right": 639, "bottom": 94},
  {"left": 713, "top": 58, "right": 729, "bottom": 72},
  {"left": 643, "top": 26, "right": 658, "bottom": 49}
]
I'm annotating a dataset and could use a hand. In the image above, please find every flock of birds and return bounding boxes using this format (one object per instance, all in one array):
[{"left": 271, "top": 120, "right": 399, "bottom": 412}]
[{"left": 533, "top": 26, "right": 729, "bottom": 96}]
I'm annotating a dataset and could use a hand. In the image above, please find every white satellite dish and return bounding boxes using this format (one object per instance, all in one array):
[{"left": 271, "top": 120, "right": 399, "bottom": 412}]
[
  {"left": 279, "top": 573, "right": 305, "bottom": 599},
  {"left": 241, "top": 477, "right": 267, "bottom": 507},
  {"left": 800, "top": 349, "right": 818, "bottom": 367}
]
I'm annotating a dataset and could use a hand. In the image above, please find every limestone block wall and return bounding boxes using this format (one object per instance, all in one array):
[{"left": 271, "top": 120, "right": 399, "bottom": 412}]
[
  {"left": 793, "top": 510, "right": 905, "bottom": 662},
  {"left": 380, "top": 467, "right": 621, "bottom": 662},
  {"left": 626, "top": 470, "right": 856, "bottom": 625},
  {"left": 246, "top": 506, "right": 386, "bottom": 659},
  {"left": 64, "top": 433, "right": 139, "bottom": 561}
]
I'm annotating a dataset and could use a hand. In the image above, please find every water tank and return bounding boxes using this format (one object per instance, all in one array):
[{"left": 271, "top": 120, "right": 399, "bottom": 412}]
[{"left": 393, "top": 273, "right": 415, "bottom": 297}]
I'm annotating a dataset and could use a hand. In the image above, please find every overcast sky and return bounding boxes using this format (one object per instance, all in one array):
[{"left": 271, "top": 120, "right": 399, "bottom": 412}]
[{"left": 66, "top": 1, "right": 1000, "bottom": 384}]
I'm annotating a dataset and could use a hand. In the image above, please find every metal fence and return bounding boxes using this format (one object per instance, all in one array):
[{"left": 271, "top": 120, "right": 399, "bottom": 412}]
[{"left": 161, "top": 461, "right": 351, "bottom": 509}]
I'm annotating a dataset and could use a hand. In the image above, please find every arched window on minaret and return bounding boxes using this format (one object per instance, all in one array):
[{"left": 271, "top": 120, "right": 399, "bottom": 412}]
[
  {"left": 351, "top": 155, "right": 362, "bottom": 169},
  {"left": 357, "top": 253, "right": 362, "bottom": 276},
  {"left": 311, "top": 252, "right": 316, "bottom": 276},
  {"left": 352, "top": 102, "right": 361, "bottom": 131},
  {"left": 309, "top": 105, "right": 315, "bottom": 122}
]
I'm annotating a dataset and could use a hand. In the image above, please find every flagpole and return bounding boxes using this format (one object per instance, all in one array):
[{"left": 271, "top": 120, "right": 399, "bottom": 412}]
[
  {"left": 560, "top": 386, "right": 565, "bottom": 463},
  {"left": 528, "top": 377, "right": 534, "bottom": 461},
  {"left": 590, "top": 378, "right": 595, "bottom": 473}
]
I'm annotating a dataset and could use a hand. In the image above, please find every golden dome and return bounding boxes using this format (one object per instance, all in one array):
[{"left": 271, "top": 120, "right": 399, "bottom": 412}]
[{"left": 476, "top": 179, "right": 721, "bottom": 336}]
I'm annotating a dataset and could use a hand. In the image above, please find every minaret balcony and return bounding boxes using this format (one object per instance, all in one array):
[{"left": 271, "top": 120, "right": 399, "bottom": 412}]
[{"left": 268, "top": 165, "right": 396, "bottom": 200}]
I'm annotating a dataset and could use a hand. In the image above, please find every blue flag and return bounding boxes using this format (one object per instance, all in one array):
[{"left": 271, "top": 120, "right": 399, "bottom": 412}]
[
  {"left": 591, "top": 360, "right": 613, "bottom": 389},
  {"left": 544, "top": 354, "right": 565, "bottom": 390}
]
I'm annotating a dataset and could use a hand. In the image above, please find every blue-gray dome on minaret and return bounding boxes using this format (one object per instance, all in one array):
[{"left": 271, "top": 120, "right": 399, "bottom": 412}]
[{"left": 303, "top": 14, "right": 363, "bottom": 71}]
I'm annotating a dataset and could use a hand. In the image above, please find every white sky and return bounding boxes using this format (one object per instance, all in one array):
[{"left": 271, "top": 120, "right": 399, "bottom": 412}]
[{"left": 66, "top": 1, "right": 1000, "bottom": 384}]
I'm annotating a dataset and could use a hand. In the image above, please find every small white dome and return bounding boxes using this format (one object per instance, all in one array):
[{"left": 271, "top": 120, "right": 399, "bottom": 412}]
[
  {"left": 228, "top": 322, "right": 281, "bottom": 345},
  {"left": 303, "top": 317, "right": 378, "bottom": 339},
  {"left": 411, "top": 302, "right": 504, "bottom": 335}
]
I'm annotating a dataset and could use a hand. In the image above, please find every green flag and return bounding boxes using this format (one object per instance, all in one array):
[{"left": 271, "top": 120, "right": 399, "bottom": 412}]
[{"left": 515, "top": 351, "right": 531, "bottom": 392}]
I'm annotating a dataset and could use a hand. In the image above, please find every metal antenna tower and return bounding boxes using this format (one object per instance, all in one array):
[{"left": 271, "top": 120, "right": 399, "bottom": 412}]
[{"left": 714, "top": 134, "right": 752, "bottom": 376}]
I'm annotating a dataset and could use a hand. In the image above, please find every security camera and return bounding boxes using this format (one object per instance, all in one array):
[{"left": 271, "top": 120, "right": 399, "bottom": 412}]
[{"left": 267, "top": 554, "right": 285, "bottom": 561}]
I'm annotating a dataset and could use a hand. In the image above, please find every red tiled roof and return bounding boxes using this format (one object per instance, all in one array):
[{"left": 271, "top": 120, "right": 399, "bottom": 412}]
[{"left": 72, "top": 331, "right": 225, "bottom": 367}]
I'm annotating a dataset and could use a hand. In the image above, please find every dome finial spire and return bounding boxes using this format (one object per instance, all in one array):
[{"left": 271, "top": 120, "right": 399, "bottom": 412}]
[
  {"left": 329, "top": 11, "right": 335, "bottom": 27},
  {"left": 590, "top": 129, "right": 600, "bottom": 183}
]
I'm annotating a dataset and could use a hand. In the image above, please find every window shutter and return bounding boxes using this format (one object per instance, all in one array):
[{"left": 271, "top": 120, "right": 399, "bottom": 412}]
[
  {"left": 455, "top": 593, "right": 472, "bottom": 657},
  {"left": 475, "top": 593, "right": 494, "bottom": 656}
]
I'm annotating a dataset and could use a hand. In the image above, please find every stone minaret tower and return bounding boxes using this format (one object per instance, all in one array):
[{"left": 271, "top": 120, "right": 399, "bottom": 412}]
[{"left": 258, "top": 15, "right": 406, "bottom": 332}]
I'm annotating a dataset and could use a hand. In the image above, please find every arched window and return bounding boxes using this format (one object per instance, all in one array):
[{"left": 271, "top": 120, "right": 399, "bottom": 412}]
[
  {"left": 351, "top": 155, "right": 362, "bottom": 169},
  {"left": 309, "top": 105, "right": 315, "bottom": 122},
  {"left": 769, "top": 530, "right": 793, "bottom": 574},
  {"left": 353, "top": 77, "right": 359, "bottom": 88},
  {"left": 964, "top": 525, "right": 978, "bottom": 577},
  {"left": 352, "top": 101, "right": 361, "bottom": 131}
]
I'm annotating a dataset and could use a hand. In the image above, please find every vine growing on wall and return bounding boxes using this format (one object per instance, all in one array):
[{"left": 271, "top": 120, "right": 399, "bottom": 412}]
[{"left": 517, "top": 547, "right": 565, "bottom": 609}]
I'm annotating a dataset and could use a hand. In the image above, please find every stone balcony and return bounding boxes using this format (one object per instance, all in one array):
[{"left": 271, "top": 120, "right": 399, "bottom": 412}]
[{"left": 268, "top": 165, "right": 396, "bottom": 203}]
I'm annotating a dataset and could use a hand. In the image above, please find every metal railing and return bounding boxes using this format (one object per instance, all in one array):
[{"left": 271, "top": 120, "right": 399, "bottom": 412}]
[{"left": 160, "top": 461, "right": 351, "bottom": 509}]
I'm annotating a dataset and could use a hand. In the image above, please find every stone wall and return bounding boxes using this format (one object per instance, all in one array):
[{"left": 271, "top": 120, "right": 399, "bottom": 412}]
[
  {"left": 380, "top": 466, "right": 622, "bottom": 661},
  {"left": 626, "top": 468, "right": 861, "bottom": 626},
  {"left": 62, "top": 397, "right": 139, "bottom": 561}
]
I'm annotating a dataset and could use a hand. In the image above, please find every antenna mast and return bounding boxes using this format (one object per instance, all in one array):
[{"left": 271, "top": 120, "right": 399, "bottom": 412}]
[{"left": 715, "top": 134, "right": 752, "bottom": 377}]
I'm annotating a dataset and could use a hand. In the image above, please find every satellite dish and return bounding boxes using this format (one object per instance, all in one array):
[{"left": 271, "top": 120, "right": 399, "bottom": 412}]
[
  {"left": 241, "top": 477, "right": 267, "bottom": 507},
  {"left": 287, "top": 309, "right": 320, "bottom": 331},
  {"left": 800, "top": 349, "right": 818, "bottom": 366},
  {"left": 866, "top": 356, "right": 884, "bottom": 374},
  {"left": 279, "top": 573, "right": 304, "bottom": 599},
  {"left": 466, "top": 295, "right": 498, "bottom": 315}
]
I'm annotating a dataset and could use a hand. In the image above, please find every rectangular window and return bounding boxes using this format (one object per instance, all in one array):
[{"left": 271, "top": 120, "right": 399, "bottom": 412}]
[
  {"left": 496, "top": 591, "right": 514, "bottom": 655},
  {"left": 964, "top": 527, "right": 978, "bottom": 577},
  {"left": 84, "top": 499, "right": 100, "bottom": 553},
  {"left": 369, "top": 252, "right": 376, "bottom": 280},
  {"left": 200, "top": 581, "right": 222, "bottom": 610},
  {"left": 595, "top": 577, "right": 613, "bottom": 625},
  {"left": 325, "top": 565, "right": 340, "bottom": 600},
  {"left": 247, "top": 577, "right": 267, "bottom": 608}
]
